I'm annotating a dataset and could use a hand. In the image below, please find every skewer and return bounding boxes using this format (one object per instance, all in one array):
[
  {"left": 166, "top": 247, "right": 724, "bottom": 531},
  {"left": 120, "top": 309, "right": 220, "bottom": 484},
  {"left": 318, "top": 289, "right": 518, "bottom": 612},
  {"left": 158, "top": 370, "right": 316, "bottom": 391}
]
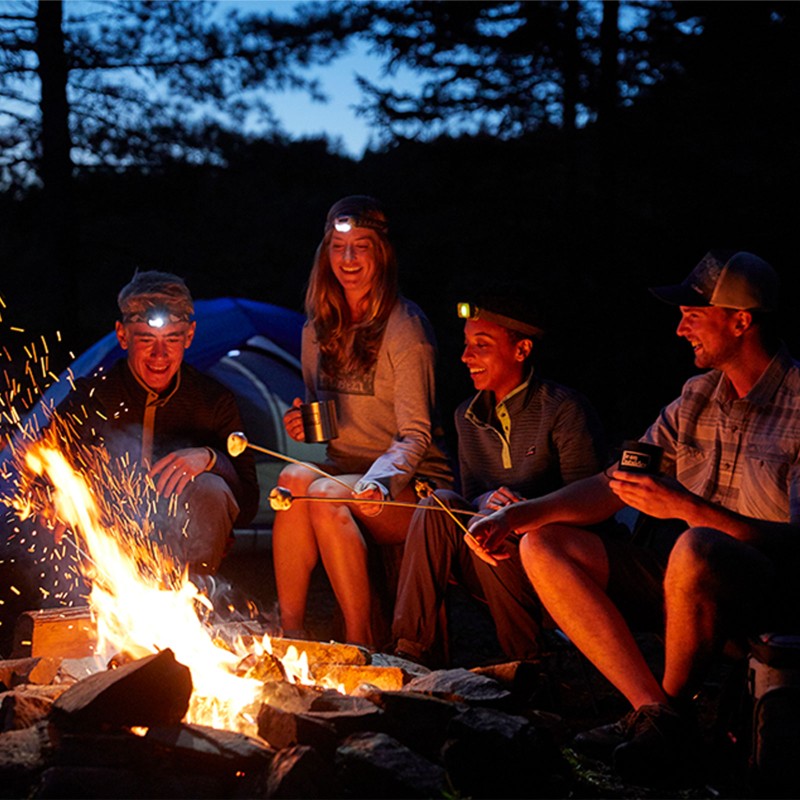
[
  {"left": 427, "top": 489, "right": 499, "bottom": 563},
  {"left": 268, "top": 485, "right": 484, "bottom": 516},
  {"left": 227, "top": 431, "right": 353, "bottom": 492}
]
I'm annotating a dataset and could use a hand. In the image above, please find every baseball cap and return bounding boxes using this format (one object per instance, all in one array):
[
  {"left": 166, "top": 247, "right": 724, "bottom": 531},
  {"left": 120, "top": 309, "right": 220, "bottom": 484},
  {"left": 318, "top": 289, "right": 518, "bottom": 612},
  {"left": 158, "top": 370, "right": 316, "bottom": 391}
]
[
  {"left": 649, "top": 251, "right": 779, "bottom": 311},
  {"left": 118, "top": 270, "right": 194, "bottom": 324},
  {"left": 324, "top": 195, "right": 389, "bottom": 235}
]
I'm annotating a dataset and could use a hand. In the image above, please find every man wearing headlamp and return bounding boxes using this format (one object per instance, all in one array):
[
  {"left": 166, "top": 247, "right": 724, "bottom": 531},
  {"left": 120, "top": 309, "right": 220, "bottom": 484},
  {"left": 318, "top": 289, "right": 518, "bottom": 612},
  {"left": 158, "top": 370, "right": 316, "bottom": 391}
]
[
  {"left": 392, "top": 285, "right": 607, "bottom": 665},
  {"left": 52, "top": 270, "right": 258, "bottom": 575}
]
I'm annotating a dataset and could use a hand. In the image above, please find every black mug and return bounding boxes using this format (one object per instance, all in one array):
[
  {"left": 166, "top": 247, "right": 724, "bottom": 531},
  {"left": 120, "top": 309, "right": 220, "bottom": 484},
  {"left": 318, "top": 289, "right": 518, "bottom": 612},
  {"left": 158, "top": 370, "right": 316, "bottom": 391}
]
[{"left": 618, "top": 440, "right": 663, "bottom": 475}]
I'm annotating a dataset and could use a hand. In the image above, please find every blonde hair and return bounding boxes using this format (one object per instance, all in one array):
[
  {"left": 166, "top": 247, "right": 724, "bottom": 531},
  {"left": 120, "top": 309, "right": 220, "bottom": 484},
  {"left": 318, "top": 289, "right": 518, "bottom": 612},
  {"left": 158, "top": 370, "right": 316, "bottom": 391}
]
[{"left": 305, "top": 226, "right": 399, "bottom": 375}]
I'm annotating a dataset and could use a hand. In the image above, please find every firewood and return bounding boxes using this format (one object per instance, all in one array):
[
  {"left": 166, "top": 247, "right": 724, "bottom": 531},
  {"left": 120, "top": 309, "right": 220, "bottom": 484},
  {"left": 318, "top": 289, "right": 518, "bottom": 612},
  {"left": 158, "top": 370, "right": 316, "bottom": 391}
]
[
  {"left": 310, "top": 663, "right": 405, "bottom": 694},
  {"left": 0, "top": 656, "right": 60, "bottom": 689},
  {"left": 49, "top": 648, "right": 192, "bottom": 731},
  {"left": 471, "top": 659, "right": 548, "bottom": 703},
  {"left": 256, "top": 703, "right": 338, "bottom": 753},
  {"left": 145, "top": 722, "right": 275, "bottom": 769},
  {"left": 0, "top": 723, "right": 49, "bottom": 797},
  {"left": 268, "top": 637, "right": 371, "bottom": 666},
  {"left": 1, "top": 683, "right": 69, "bottom": 731},
  {"left": 11, "top": 606, "right": 96, "bottom": 660}
]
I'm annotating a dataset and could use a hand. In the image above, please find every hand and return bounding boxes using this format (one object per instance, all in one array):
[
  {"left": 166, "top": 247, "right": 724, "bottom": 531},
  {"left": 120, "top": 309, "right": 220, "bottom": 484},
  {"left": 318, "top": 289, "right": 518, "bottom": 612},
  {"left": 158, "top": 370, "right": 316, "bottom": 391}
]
[
  {"left": 149, "top": 447, "right": 213, "bottom": 497},
  {"left": 607, "top": 469, "right": 689, "bottom": 519},
  {"left": 481, "top": 486, "right": 523, "bottom": 513},
  {"left": 465, "top": 505, "right": 515, "bottom": 567},
  {"left": 284, "top": 397, "right": 305, "bottom": 442},
  {"left": 353, "top": 484, "right": 385, "bottom": 517}
]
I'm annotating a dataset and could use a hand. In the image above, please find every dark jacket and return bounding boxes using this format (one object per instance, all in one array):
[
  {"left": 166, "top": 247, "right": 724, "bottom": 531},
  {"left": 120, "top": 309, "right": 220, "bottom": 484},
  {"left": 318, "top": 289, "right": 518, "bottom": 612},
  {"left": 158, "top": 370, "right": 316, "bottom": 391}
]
[{"left": 59, "top": 359, "right": 259, "bottom": 527}]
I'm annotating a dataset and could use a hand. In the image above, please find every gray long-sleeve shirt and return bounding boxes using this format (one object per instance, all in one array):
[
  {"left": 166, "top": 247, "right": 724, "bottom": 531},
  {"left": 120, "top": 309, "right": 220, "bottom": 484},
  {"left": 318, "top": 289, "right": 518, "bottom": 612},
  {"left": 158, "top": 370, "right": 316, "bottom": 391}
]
[{"left": 302, "top": 297, "right": 453, "bottom": 499}]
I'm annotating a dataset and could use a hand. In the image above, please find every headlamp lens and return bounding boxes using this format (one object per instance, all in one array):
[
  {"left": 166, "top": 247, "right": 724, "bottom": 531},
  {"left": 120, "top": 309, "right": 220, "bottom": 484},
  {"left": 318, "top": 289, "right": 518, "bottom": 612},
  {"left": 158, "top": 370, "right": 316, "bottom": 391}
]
[
  {"left": 457, "top": 302, "right": 474, "bottom": 320},
  {"left": 333, "top": 216, "right": 354, "bottom": 233}
]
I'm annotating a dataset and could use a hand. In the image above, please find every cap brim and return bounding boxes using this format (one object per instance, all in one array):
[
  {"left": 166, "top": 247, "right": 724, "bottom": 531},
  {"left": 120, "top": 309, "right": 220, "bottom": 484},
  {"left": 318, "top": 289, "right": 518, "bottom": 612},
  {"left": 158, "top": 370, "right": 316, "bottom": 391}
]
[{"left": 648, "top": 283, "right": 711, "bottom": 307}]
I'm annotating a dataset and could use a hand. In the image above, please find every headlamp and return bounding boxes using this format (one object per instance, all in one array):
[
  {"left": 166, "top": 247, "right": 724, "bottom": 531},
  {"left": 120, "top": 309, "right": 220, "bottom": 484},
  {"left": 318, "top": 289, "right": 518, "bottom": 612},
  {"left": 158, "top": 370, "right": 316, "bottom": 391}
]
[
  {"left": 456, "top": 302, "right": 544, "bottom": 339},
  {"left": 122, "top": 305, "right": 191, "bottom": 327},
  {"left": 328, "top": 213, "right": 389, "bottom": 235},
  {"left": 333, "top": 215, "right": 355, "bottom": 233},
  {"left": 457, "top": 302, "right": 474, "bottom": 320}
]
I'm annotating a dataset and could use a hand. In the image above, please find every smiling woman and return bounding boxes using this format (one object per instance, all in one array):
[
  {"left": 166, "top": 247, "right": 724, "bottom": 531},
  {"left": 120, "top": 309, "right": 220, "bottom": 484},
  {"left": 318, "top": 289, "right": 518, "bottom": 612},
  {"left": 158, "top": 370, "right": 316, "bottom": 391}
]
[{"left": 269, "top": 195, "right": 453, "bottom": 649}]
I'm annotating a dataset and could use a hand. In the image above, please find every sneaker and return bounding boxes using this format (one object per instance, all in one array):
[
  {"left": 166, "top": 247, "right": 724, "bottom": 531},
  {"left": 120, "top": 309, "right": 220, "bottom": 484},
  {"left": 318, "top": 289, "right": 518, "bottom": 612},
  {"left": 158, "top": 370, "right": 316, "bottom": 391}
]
[
  {"left": 571, "top": 707, "right": 640, "bottom": 760},
  {"left": 612, "top": 703, "right": 695, "bottom": 783}
]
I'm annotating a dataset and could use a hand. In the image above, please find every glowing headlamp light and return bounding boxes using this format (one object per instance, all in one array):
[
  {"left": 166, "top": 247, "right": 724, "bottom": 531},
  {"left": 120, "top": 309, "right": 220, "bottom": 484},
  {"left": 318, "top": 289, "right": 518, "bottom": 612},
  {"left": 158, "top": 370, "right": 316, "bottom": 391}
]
[
  {"left": 457, "top": 302, "right": 475, "bottom": 320},
  {"left": 328, "top": 213, "right": 389, "bottom": 235},
  {"left": 122, "top": 305, "right": 191, "bottom": 327},
  {"left": 456, "top": 302, "right": 544, "bottom": 339},
  {"left": 333, "top": 215, "right": 356, "bottom": 233}
]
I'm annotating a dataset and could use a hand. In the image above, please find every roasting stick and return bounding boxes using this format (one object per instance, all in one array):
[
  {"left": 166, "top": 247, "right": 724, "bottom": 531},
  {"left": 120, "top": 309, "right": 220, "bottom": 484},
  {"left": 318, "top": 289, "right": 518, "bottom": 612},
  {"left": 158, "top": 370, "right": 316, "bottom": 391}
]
[
  {"left": 413, "top": 478, "right": 505, "bottom": 566},
  {"left": 227, "top": 431, "right": 353, "bottom": 492},
  {"left": 267, "top": 485, "right": 481, "bottom": 517},
  {"left": 421, "top": 483, "right": 500, "bottom": 565}
]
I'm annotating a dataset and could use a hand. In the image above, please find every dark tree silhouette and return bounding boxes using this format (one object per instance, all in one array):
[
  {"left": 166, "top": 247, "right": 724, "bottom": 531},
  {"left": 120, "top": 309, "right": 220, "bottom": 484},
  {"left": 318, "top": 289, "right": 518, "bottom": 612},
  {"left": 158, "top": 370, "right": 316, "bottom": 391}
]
[
  {"left": 0, "top": 0, "right": 351, "bottom": 337},
  {"left": 300, "top": 0, "right": 700, "bottom": 144}
]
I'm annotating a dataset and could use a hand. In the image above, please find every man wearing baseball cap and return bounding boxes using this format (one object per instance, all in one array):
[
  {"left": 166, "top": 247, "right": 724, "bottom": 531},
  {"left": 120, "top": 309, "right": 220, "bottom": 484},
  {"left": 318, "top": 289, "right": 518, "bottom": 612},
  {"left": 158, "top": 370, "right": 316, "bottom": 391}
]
[
  {"left": 392, "top": 284, "right": 607, "bottom": 665},
  {"left": 468, "top": 251, "right": 800, "bottom": 783},
  {"left": 51, "top": 270, "right": 258, "bottom": 575}
]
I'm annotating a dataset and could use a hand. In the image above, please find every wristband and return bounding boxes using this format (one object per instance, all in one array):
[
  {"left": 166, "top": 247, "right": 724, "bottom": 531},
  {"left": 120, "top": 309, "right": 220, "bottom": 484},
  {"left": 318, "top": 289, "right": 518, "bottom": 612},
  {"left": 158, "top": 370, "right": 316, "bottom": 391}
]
[{"left": 204, "top": 446, "right": 217, "bottom": 472}]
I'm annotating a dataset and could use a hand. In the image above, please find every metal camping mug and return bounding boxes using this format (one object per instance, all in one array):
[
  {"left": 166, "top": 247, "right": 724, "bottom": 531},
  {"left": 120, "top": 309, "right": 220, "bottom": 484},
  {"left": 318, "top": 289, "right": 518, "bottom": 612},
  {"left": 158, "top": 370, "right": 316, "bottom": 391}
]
[
  {"left": 618, "top": 440, "right": 664, "bottom": 475},
  {"left": 300, "top": 399, "right": 339, "bottom": 443}
]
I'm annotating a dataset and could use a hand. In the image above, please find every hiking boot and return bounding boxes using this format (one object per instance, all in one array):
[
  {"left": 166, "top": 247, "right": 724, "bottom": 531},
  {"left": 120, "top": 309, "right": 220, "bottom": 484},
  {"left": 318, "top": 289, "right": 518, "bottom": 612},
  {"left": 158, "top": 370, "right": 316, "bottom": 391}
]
[
  {"left": 571, "top": 707, "right": 640, "bottom": 760},
  {"left": 612, "top": 703, "right": 695, "bottom": 783}
]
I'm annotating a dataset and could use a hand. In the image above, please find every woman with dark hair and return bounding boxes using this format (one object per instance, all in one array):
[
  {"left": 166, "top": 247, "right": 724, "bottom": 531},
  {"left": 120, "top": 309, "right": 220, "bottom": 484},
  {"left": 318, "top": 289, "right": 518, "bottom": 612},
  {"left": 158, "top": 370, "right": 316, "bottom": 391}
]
[{"left": 273, "top": 195, "right": 453, "bottom": 648}]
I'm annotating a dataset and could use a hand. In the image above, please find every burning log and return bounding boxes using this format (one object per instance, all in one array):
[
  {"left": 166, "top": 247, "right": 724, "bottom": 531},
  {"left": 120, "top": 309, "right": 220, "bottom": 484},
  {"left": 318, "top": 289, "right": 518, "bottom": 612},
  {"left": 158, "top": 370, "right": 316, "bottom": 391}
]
[
  {"left": 268, "top": 636, "right": 371, "bottom": 666},
  {"left": 11, "top": 606, "right": 96, "bottom": 660},
  {"left": 310, "top": 663, "right": 405, "bottom": 693},
  {"left": 0, "top": 656, "right": 60, "bottom": 689},
  {"left": 50, "top": 648, "right": 192, "bottom": 732}
]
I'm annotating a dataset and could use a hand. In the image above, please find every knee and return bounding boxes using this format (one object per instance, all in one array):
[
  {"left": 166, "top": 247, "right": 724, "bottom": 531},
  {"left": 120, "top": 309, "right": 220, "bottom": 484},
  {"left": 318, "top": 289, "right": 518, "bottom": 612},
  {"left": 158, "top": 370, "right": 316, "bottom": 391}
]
[
  {"left": 277, "top": 464, "right": 318, "bottom": 494},
  {"left": 665, "top": 526, "right": 725, "bottom": 590},
  {"left": 186, "top": 473, "right": 238, "bottom": 523},
  {"left": 519, "top": 524, "right": 572, "bottom": 577}
]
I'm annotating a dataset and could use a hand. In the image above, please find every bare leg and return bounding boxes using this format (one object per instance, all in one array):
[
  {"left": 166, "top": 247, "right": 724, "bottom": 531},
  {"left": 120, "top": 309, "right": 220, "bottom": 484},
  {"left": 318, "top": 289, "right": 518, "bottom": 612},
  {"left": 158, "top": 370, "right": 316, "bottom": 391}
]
[
  {"left": 272, "top": 464, "right": 323, "bottom": 635},
  {"left": 662, "top": 527, "right": 777, "bottom": 701},
  {"left": 309, "top": 479, "right": 419, "bottom": 647},
  {"left": 521, "top": 525, "right": 667, "bottom": 709}
]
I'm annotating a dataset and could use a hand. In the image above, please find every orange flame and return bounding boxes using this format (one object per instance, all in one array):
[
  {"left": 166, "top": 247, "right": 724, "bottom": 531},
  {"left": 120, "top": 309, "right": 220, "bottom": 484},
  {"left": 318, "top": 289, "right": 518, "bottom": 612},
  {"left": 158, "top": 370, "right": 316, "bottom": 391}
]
[{"left": 22, "top": 441, "right": 270, "bottom": 734}]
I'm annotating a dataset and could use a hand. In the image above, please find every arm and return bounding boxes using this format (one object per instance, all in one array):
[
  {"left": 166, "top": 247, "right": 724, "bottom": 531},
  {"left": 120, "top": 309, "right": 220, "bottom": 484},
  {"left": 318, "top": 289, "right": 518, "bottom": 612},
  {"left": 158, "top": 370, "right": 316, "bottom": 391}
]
[
  {"left": 359, "top": 313, "right": 440, "bottom": 499},
  {"left": 468, "top": 471, "right": 625, "bottom": 557},
  {"left": 608, "top": 469, "right": 800, "bottom": 548}
]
